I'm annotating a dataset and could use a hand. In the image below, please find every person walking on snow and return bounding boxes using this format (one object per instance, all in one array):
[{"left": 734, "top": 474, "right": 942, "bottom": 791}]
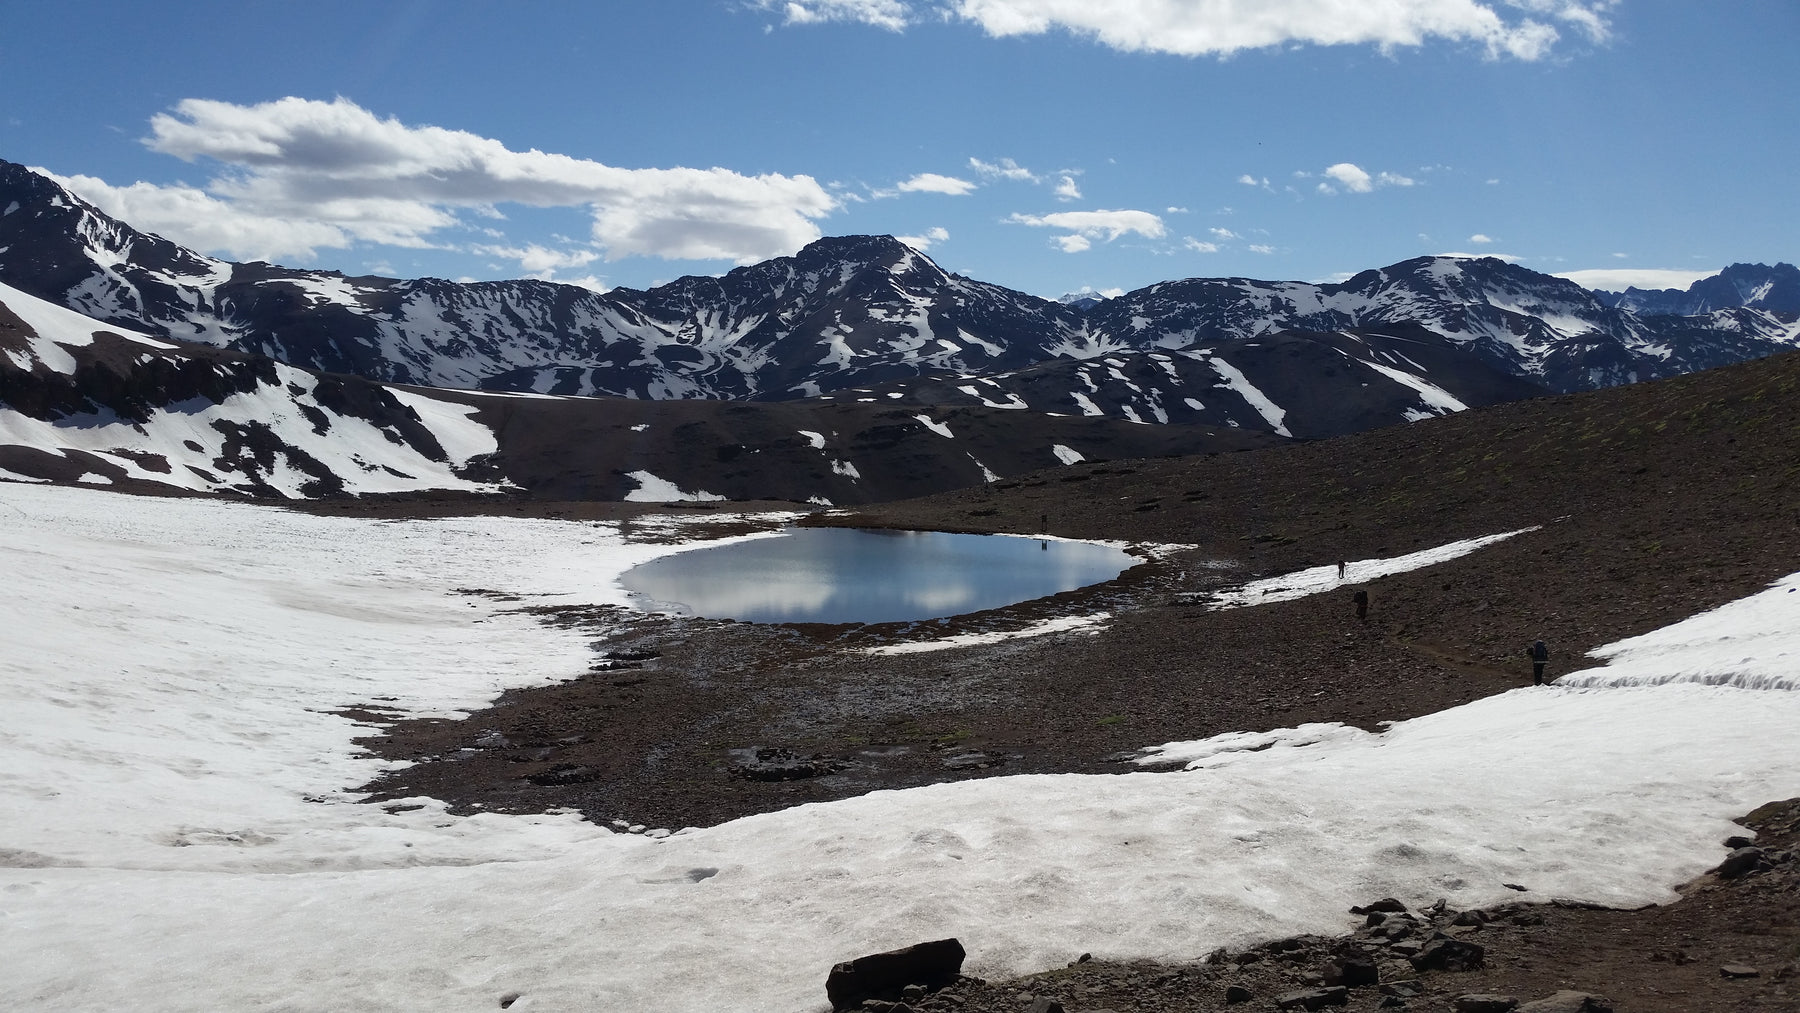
[{"left": 1527, "top": 639, "right": 1550, "bottom": 685}]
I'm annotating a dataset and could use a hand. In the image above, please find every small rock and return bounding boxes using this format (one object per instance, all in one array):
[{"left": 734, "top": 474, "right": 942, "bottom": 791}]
[
  {"left": 498, "top": 993, "right": 522, "bottom": 1009},
  {"left": 1454, "top": 995, "right": 1518, "bottom": 1013},
  {"left": 1350, "top": 898, "right": 1409, "bottom": 915},
  {"left": 1516, "top": 991, "right": 1614, "bottom": 1013},
  {"left": 1720, "top": 964, "right": 1761, "bottom": 979},
  {"left": 1379, "top": 980, "right": 1425, "bottom": 998},
  {"left": 1224, "top": 984, "right": 1253, "bottom": 1004},
  {"left": 1025, "top": 1000, "right": 1063, "bottom": 1013},
  {"left": 1322, "top": 956, "right": 1379, "bottom": 988},
  {"left": 1275, "top": 986, "right": 1349, "bottom": 1010},
  {"left": 901, "top": 984, "right": 926, "bottom": 999},
  {"left": 1452, "top": 910, "right": 1488, "bottom": 927},
  {"left": 1723, "top": 834, "right": 1755, "bottom": 848}
]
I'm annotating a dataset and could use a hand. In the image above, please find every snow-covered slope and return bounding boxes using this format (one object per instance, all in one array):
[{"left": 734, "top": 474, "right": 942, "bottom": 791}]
[{"left": 0, "top": 280, "right": 505, "bottom": 496}]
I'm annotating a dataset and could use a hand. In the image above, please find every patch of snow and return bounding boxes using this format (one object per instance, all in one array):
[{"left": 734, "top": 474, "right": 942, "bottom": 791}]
[
  {"left": 913, "top": 415, "right": 954, "bottom": 439},
  {"left": 623, "top": 471, "right": 727, "bottom": 503},
  {"left": 1069, "top": 391, "right": 1105, "bottom": 417},
  {"left": 1207, "top": 529, "right": 1539, "bottom": 608},
  {"left": 798, "top": 430, "right": 826, "bottom": 449},
  {"left": 1208, "top": 357, "right": 1290, "bottom": 437},
  {"left": 864, "top": 613, "right": 1112, "bottom": 656},
  {"left": 1052, "top": 444, "right": 1085, "bottom": 465},
  {"left": 831, "top": 459, "right": 861, "bottom": 479}
]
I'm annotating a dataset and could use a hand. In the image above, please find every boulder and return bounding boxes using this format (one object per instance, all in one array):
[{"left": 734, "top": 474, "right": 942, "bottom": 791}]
[
  {"left": 825, "top": 938, "right": 965, "bottom": 1011},
  {"left": 1719, "top": 964, "right": 1761, "bottom": 979},
  {"left": 1715, "top": 846, "right": 1766, "bottom": 880},
  {"left": 1322, "top": 956, "right": 1379, "bottom": 987},
  {"left": 1454, "top": 995, "right": 1518, "bottom": 1013},
  {"left": 1025, "top": 999, "right": 1064, "bottom": 1013},
  {"left": 1224, "top": 984, "right": 1253, "bottom": 1004},
  {"left": 1350, "top": 898, "right": 1409, "bottom": 915},
  {"left": 1410, "top": 936, "right": 1486, "bottom": 972}
]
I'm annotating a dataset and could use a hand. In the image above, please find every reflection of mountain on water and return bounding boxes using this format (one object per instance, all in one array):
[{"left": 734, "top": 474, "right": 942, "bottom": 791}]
[{"left": 618, "top": 528, "right": 1137, "bottom": 625}]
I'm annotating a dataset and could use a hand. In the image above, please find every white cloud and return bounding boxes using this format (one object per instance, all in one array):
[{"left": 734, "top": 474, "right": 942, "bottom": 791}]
[
  {"left": 1438, "top": 250, "right": 1523, "bottom": 262},
  {"left": 473, "top": 243, "right": 602, "bottom": 278},
  {"left": 896, "top": 226, "right": 951, "bottom": 251},
  {"left": 128, "top": 96, "right": 838, "bottom": 265},
  {"left": 1315, "top": 162, "right": 1414, "bottom": 195},
  {"left": 1324, "top": 163, "right": 1374, "bottom": 193},
  {"left": 1053, "top": 175, "right": 1082, "bottom": 201},
  {"left": 1469, "top": 233, "right": 1495, "bottom": 244},
  {"left": 1556, "top": 267, "right": 1722, "bottom": 293},
  {"left": 1248, "top": 243, "right": 1275, "bottom": 255},
  {"left": 1007, "top": 209, "right": 1167, "bottom": 244},
  {"left": 896, "top": 173, "right": 978, "bottom": 196},
  {"left": 47, "top": 171, "right": 352, "bottom": 262},
  {"left": 1054, "top": 234, "right": 1092, "bottom": 253},
  {"left": 756, "top": 0, "right": 911, "bottom": 31},
  {"left": 1209, "top": 227, "right": 1239, "bottom": 240},
  {"left": 969, "top": 156, "right": 1039, "bottom": 183},
  {"left": 945, "top": 0, "right": 1611, "bottom": 60},
  {"left": 1184, "top": 237, "right": 1220, "bottom": 253}
]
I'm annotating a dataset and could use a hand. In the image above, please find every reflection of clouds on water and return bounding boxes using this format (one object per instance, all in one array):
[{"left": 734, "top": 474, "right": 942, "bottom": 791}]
[
  {"left": 900, "top": 583, "right": 979, "bottom": 613},
  {"left": 619, "top": 528, "right": 1137, "bottom": 624}
]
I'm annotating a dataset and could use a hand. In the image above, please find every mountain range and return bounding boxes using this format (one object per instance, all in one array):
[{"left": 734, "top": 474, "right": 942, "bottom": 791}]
[{"left": 1, "top": 157, "right": 1796, "bottom": 502}]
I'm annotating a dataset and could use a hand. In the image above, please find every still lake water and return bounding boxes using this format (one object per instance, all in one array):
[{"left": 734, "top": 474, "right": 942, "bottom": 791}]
[{"left": 619, "top": 527, "right": 1139, "bottom": 625}]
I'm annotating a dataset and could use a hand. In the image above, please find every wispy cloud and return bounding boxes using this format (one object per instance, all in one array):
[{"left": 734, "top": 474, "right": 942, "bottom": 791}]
[
  {"left": 896, "top": 225, "right": 950, "bottom": 251},
  {"left": 969, "top": 156, "right": 1039, "bottom": 183},
  {"left": 763, "top": 0, "right": 1616, "bottom": 60},
  {"left": 1008, "top": 208, "right": 1166, "bottom": 252},
  {"left": 1557, "top": 267, "right": 1722, "bottom": 292},
  {"left": 753, "top": 0, "right": 910, "bottom": 31},
  {"left": 895, "top": 172, "right": 978, "bottom": 196},
  {"left": 85, "top": 96, "right": 839, "bottom": 266}
]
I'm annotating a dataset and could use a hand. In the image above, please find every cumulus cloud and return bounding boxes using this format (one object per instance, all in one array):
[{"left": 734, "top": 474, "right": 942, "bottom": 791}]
[
  {"left": 896, "top": 226, "right": 951, "bottom": 251},
  {"left": 1007, "top": 209, "right": 1167, "bottom": 244},
  {"left": 896, "top": 172, "right": 978, "bottom": 195},
  {"left": 1055, "top": 234, "right": 1093, "bottom": 253},
  {"left": 1469, "top": 233, "right": 1495, "bottom": 244},
  {"left": 766, "top": 0, "right": 1616, "bottom": 60},
  {"left": 1314, "top": 162, "right": 1416, "bottom": 195},
  {"left": 969, "top": 156, "right": 1039, "bottom": 183},
  {"left": 1184, "top": 237, "right": 1220, "bottom": 253},
  {"left": 119, "top": 96, "right": 838, "bottom": 265},
  {"left": 1053, "top": 174, "right": 1082, "bottom": 201},
  {"left": 1209, "top": 227, "right": 1239, "bottom": 240}
]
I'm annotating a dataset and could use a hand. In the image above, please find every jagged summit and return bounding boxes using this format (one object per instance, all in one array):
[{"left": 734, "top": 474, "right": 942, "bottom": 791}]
[{"left": 2, "top": 158, "right": 1797, "bottom": 421}]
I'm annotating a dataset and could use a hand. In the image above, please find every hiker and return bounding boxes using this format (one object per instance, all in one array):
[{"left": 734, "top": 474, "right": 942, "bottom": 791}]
[
  {"left": 1352, "top": 588, "right": 1368, "bottom": 620},
  {"left": 1337, "top": 560, "right": 1347, "bottom": 580},
  {"left": 1527, "top": 639, "right": 1550, "bottom": 685}
]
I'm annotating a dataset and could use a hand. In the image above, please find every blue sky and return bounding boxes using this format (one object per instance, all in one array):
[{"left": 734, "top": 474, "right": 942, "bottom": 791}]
[{"left": 3, "top": 1, "right": 1794, "bottom": 299}]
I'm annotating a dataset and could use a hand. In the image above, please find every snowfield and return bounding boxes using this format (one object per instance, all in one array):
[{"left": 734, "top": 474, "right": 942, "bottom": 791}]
[{"left": 2, "top": 483, "right": 1797, "bottom": 1012}]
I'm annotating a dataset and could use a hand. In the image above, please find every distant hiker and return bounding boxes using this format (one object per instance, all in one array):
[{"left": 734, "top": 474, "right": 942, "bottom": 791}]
[
  {"left": 1337, "top": 560, "right": 1348, "bottom": 580},
  {"left": 1527, "top": 639, "right": 1550, "bottom": 685},
  {"left": 1352, "top": 588, "right": 1369, "bottom": 621}
]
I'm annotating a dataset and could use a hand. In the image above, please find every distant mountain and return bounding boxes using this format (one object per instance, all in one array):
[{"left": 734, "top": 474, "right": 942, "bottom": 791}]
[
  {"left": 0, "top": 279, "right": 1269, "bottom": 501},
  {"left": 1594, "top": 263, "right": 1800, "bottom": 316},
  {"left": 3, "top": 157, "right": 1799, "bottom": 503}
]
